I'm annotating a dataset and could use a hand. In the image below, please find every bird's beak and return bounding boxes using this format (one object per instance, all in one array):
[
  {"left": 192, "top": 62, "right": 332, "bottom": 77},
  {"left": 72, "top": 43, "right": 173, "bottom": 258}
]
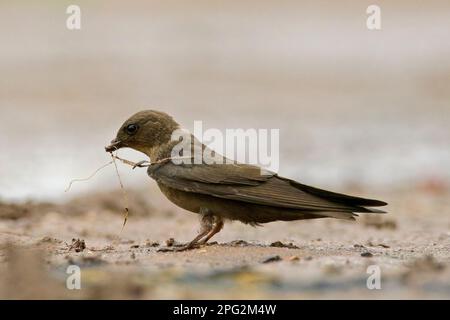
[{"left": 105, "top": 138, "right": 122, "bottom": 153}]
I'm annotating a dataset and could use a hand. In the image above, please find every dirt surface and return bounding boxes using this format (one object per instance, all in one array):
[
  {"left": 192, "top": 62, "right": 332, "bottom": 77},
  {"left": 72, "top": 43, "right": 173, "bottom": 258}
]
[{"left": 0, "top": 186, "right": 449, "bottom": 299}]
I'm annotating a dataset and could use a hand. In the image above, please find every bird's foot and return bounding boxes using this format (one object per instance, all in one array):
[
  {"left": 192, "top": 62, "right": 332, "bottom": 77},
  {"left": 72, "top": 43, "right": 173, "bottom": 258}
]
[
  {"left": 197, "top": 238, "right": 209, "bottom": 245},
  {"left": 157, "top": 213, "right": 222, "bottom": 252},
  {"left": 157, "top": 243, "right": 201, "bottom": 252}
]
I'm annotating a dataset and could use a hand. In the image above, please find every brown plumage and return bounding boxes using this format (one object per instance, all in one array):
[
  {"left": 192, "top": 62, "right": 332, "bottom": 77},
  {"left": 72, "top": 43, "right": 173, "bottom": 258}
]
[{"left": 106, "top": 110, "right": 387, "bottom": 251}]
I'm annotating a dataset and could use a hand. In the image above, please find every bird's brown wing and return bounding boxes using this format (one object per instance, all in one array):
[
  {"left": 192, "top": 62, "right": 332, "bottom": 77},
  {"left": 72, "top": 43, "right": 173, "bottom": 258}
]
[{"left": 147, "top": 161, "right": 386, "bottom": 214}]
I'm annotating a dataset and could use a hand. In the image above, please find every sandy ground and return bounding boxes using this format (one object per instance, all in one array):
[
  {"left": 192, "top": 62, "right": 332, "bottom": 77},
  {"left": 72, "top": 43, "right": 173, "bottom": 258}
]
[{"left": 0, "top": 185, "right": 449, "bottom": 299}]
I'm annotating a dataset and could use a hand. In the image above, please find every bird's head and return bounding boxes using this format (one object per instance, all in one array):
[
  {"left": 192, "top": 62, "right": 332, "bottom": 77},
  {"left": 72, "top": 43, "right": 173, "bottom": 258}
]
[{"left": 105, "top": 110, "right": 180, "bottom": 157}]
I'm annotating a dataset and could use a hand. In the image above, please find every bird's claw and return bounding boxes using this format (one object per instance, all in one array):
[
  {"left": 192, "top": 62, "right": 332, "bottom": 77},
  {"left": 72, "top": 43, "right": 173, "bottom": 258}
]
[{"left": 157, "top": 243, "right": 201, "bottom": 252}]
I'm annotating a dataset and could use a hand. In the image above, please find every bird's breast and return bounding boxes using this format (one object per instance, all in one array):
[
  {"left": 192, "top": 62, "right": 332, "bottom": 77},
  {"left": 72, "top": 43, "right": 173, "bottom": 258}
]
[{"left": 156, "top": 183, "right": 204, "bottom": 214}]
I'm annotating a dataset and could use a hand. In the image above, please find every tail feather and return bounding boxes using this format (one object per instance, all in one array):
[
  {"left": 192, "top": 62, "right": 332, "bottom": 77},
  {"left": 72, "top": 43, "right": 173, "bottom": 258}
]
[
  {"left": 288, "top": 180, "right": 388, "bottom": 208},
  {"left": 314, "top": 211, "right": 357, "bottom": 220}
]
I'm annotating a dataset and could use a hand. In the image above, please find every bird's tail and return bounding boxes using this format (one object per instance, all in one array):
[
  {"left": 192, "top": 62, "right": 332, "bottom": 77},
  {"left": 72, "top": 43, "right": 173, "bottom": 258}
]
[{"left": 289, "top": 180, "right": 388, "bottom": 213}]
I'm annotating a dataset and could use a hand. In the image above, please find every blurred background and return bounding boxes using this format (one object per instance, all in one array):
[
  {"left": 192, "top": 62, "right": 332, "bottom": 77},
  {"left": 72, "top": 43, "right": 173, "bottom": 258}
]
[
  {"left": 0, "top": 0, "right": 449, "bottom": 299},
  {"left": 1, "top": 0, "right": 449, "bottom": 200}
]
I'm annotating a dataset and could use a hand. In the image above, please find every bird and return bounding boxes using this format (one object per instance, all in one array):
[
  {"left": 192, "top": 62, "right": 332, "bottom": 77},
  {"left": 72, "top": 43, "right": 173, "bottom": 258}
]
[{"left": 105, "top": 110, "right": 387, "bottom": 251}]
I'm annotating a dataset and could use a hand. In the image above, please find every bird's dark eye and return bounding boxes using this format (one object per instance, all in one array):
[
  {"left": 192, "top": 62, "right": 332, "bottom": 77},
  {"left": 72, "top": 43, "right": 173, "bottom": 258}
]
[{"left": 125, "top": 124, "right": 138, "bottom": 135}]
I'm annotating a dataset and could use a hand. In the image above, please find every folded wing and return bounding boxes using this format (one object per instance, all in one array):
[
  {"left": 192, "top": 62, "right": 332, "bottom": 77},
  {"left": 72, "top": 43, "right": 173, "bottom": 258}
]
[{"left": 148, "top": 161, "right": 387, "bottom": 216}]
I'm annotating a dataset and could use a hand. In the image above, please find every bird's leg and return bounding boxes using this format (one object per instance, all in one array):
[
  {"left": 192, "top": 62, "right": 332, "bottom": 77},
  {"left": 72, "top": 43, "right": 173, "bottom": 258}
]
[
  {"left": 198, "top": 217, "right": 224, "bottom": 245},
  {"left": 158, "top": 208, "right": 214, "bottom": 252}
]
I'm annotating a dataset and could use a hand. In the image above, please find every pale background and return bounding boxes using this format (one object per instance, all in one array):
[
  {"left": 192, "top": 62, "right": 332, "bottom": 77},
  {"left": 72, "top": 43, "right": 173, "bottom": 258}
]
[{"left": 1, "top": 0, "right": 449, "bottom": 200}]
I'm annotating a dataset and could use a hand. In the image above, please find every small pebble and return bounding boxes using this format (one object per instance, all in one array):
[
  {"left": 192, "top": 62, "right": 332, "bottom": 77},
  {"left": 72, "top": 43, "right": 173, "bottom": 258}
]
[
  {"left": 262, "top": 255, "right": 282, "bottom": 263},
  {"left": 166, "top": 238, "right": 175, "bottom": 247},
  {"left": 270, "top": 241, "right": 299, "bottom": 249},
  {"left": 361, "top": 252, "right": 373, "bottom": 257},
  {"left": 145, "top": 241, "right": 159, "bottom": 247}
]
